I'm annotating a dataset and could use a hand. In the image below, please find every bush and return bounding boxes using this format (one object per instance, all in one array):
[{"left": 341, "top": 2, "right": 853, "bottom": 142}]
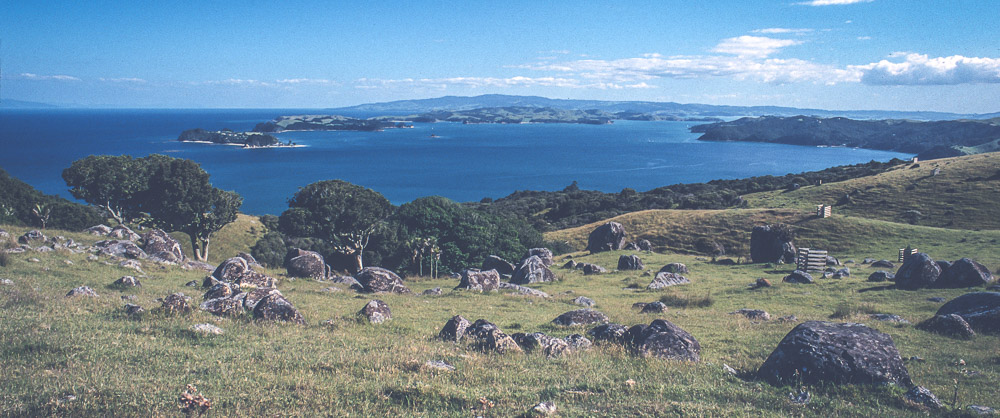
[{"left": 250, "top": 232, "right": 288, "bottom": 268}]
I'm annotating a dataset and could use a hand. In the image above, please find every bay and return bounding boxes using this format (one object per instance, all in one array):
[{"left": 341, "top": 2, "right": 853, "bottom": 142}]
[{"left": 0, "top": 109, "right": 911, "bottom": 215}]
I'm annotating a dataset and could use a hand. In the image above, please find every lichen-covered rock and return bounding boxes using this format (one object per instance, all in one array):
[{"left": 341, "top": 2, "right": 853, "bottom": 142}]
[
  {"left": 141, "top": 228, "right": 184, "bottom": 263},
  {"left": 586, "top": 222, "right": 627, "bottom": 253},
  {"left": 647, "top": 272, "right": 690, "bottom": 290},
  {"left": 572, "top": 296, "right": 595, "bottom": 307},
  {"left": 637, "top": 239, "right": 654, "bottom": 252},
  {"left": 181, "top": 260, "right": 215, "bottom": 272},
  {"left": 783, "top": 270, "right": 814, "bottom": 284},
  {"left": 730, "top": 309, "right": 771, "bottom": 321},
  {"left": 633, "top": 319, "right": 701, "bottom": 361},
  {"left": 641, "top": 301, "right": 667, "bottom": 313},
  {"left": 588, "top": 323, "right": 628, "bottom": 344},
  {"left": 482, "top": 255, "right": 515, "bottom": 276},
  {"left": 617, "top": 254, "right": 644, "bottom": 271},
  {"left": 871, "top": 260, "right": 895, "bottom": 269},
  {"left": 933, "top": 292, "right": 1000, "bottom": 333},
  {"left": 895, "top": 253, "right": 942, "bottom": 290},
  {"left": 525, "top": 248, "right": 554, "bottom": 267},
  {"left": 421, "top": 287, "right": 442, "bottom": 296},
  {"left": 659, "top": 263, "right": 689, "bottom": 274},
  {"left": 111, "top": 276, "right": 141, "bottom": 289},
  {"left": 66, "top": 286, "right": 99, "bottom": 297},
  {"left": 211, "top": 256, "right": 251, "bottom": 282},
  {"left": 358, "top": 299, "right": 391, "bottom": 323},
  {"left": 94, "top": 240, "right": 147, "bottom": 259},
  {"left": 85, "top": 225, "right": 113, "bottom": 236},
  {"left": 562, "top": 260, "right": 577, "bottom": 269},
  {"left": 937, "top": 258, "right": 995, "bottom": 288},
  {"left": 285, "top": 248, "right": 327, "bottom": 279},
  {"left": 552, "top": 309, "right": 609, "bottom": 326},
  {"left": 868, "top": 271, "right": 895, "bottom": 282},
  {"left": 455, "top": 269, "right": 501, "bottom": 292},
  {"left": 200, "top": 295, "right": 246, "bottom": 318},
  {"left": 243, "top": 287, "right": 281, "bottom": 310},
  {"left": 191, "top": 323, "right": 224, "bottom": 335},
  {"left": 253, "top": 294, "right": 306, "bottom": 324},
  {"left": 203, "top": 283, "right": 233, "bottom": 300},
  {"left": 511, "top": 256, "right": 556, "bottom": 284},
  {"left": 108, "top": 225, "right": 141, "bottom": 241},
  {"left": 581, "top": 263, "right": 607, "bottom": 275},
  {"left": 438, "top": 315, "right": 471, "bottom": 342},
  {"left": 757, "top": 321, "right": 911, "bottom": 386},
  {"left": 351, "top": 267, "right": 408, "bottom": 293},
  {"left": 123, "top": 303, "right": 144, "bottom": 317},
  {"left": 160, "top": 293, "right": 192, "bottom": 315},
  {"left": 904, "top": 386, "right": 942, "bottom": 410},
  {"left": 497, "top": 282, "right": 550, "bottom": 298},
  {"left": 18, "top": 230, "right": 47, "bottom": 245}
]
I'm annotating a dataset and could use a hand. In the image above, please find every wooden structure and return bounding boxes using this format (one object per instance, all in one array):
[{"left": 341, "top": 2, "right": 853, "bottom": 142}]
[
  {"left": 898, "top": 247, "right": 919, "bottom": 262},
  {"left": 796, "top": 248, "right": 828, "bottom": 272},
  {"left": 816, "top": 205, "right": 832, "bottom": 218}
]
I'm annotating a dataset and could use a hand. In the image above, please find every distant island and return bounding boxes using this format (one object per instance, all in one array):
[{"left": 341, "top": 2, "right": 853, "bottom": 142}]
[
  {"left": 371, "top": 106, "right": 720, "bottom": 124},
  {"left": 178, "top": 128, "right": 289, "bottom": 148},
  {"left": 691, "top": 116, "right": 1000, "bottom": 160},
  {"left": 253, "top": 115, "right": 412, "bottom": 133}
]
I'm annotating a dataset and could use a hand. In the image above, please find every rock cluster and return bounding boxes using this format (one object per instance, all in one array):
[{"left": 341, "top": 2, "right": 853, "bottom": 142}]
[
  {"left": 511, "top": 256, "right": 556, "bottom": 284},
  {"left": 141, "top": 228, "right": 184, "bottom": 263},
  {"left": 199, "top": 254, "right": 305, "bottom": 324},
  {"left": 354, "top": 267, "right": 411, "bottom": 293},
  {"left": 896, "top": 254, "right": 994, "bottom": 289},
  {"left": 481, "top": 255, "right": 515, "bottom": 276},
  {"left": 587, "top": 319, "right": 701, "bottom": 361},
  {"left": 455, "top": 269, "right": 501, "bottom": 292},
  {"left": 552, "top": 309, "right": 609, "bottom": 326},
  {"left": 437, "top": 315, "right": 591, "bottom": 357}
]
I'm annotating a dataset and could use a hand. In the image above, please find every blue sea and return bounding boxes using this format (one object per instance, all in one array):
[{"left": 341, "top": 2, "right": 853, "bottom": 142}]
[{"left": 0, "top": 109, "right": 912, "bottom": 215}]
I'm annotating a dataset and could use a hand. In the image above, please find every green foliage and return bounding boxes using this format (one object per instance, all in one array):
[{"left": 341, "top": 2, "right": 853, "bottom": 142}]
[
  {"left": 62, "top": 155, "right": 148, "bottom": 224},
  {"left": 250, "top": 231, "right": 287, "bottom": 268},
  {"left": 0, "top": 167, "right": 103, "bottom": 230}
]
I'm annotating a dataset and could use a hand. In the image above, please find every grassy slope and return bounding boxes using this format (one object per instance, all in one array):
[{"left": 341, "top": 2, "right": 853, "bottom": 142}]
[
  {"left": 2, "top": 221, "right": 999, "bottom": 416},
  {"left": 743, "top": 152, "right": 1000, "bottom": 230},
  {"left": 168, "top": 214, "right": 266, "bottom": 265}
]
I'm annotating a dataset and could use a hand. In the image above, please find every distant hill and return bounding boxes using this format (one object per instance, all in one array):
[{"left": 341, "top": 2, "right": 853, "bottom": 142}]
[
  {"left": 692, "top": 116, "right": 1000, "bottom": 159},
  {"left": 331, "top": 94, "right": 1000, "bottom": 121},
  {"left": 0, "top": 99, "right": 58, "bottom": 109}
]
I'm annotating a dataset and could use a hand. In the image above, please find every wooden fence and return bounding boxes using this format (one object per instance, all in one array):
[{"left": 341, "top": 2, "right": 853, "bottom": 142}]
[
  {"left": 815, "top": 205, "right": 832, "bottom": 218},
  {"left": 796, "top": 248, "right": 828, "bottom": 271}
]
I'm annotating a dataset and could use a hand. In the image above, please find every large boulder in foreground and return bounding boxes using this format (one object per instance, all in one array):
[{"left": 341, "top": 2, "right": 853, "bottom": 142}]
[
  {"left": 934, "top": 292, "right": 1000, "bottom": 333},
  {"left": 757, "top": 321, "right": 911, "bottom": 386},
  {"left": 284, "top": 248, "right": 328, "bottom": 279},
  {"left": 586, "top": 222, "right": 626, "bottom": 253},
  {"left": 354, "top": 267, "right": 411, "bottom": 293},
  {"left": 895, "top": 253, "right": 942, "bottom": 290},
  {"left": 750, "top": 224, "right": 795, "bottom": 264},
  {"left": 455, "top": 269, "right": 500, "bottom": 292},
  {"left": 631, "top": 319, "right": 701, "bottom": 362},
  {"left": 511, "top": 256, "right": 556, "bottom": 284},
  {"left": 141, "top": 228, "right": 184, "bottom": 263},
  {"left": 482, "top": 255, "right": 515, "bottom": 276},
  {"left": 937, "top": 258, "right": 995, "bottom": 288}
]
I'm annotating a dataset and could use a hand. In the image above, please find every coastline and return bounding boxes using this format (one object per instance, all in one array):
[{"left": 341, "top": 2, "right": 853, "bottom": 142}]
[{"left": 179, "top": 140, "right": 306, "bottom": 149}]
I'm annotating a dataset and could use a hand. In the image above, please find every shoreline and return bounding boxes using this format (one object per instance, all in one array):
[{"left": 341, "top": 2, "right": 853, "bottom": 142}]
[{"left": 179, "top": 140, "right": 306, "bottom": 149}]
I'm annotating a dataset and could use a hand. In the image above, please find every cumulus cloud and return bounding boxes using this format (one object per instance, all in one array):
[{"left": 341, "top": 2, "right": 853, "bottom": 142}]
[
  {"left": 17, "top": 73, "right": 81, "bottom": 81},
  {"left": 854, "top": 53, "right": 1000, "bottom": 85},
  {"left": 798, "top": 0, "right": 873, "bottom": 5},
  {"left": 712, "top": 36, "right": 802, "bottom": 57}
]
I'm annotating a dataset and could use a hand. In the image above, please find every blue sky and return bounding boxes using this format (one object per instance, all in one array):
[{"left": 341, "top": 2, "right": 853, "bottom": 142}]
[{"left": 2, "top": 0, "right": 998, "bottom": 112}]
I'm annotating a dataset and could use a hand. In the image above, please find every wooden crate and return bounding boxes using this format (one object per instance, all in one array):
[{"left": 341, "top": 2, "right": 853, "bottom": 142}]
[
  {"left": 796, "top": 248, "right": 828, "bottom": 271},
  {"left": 898, "top": 248, "right": 919, "bottom": 262},
  {"left": 815, "top": 205, "right": 832, "bottom": 218}
]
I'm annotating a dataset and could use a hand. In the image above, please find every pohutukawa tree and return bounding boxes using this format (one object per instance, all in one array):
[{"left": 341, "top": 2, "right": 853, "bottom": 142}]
[
  {"left": 278, "top": 180, "right": 392, "bottom": 273},
  {"left": 62, "top": 155, "right": 148, "bottom": 225}
]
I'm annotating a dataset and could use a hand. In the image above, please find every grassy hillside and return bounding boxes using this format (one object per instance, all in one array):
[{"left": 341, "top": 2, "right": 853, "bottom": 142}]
[
  {"left": 1, "top": 223, "right": 998, "bottom": 416},
  {"left": 169, "top": 214, "right": 266, "bottom": 265},
  {"left": 743, "top": 152, "right": 1000, "bottom": 230}
]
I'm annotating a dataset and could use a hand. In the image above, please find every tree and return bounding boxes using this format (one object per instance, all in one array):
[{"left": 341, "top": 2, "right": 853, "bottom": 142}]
[
  {"left": 278, "top": 180, "right": 392, "bottom": 273},
  {"left": 62, "top": 155, "right": 147, "bottom": 225}
]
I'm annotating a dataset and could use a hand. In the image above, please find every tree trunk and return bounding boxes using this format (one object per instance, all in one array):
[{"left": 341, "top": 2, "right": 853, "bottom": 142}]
[
  {"left": 350, "top": 252, "right": 364, "bottom": 274},
  {"left": 196, "top": 237, "right": 211, "bottom": 262}
]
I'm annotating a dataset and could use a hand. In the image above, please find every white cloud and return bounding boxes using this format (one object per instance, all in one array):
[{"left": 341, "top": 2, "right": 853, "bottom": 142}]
[
  {"left": 100, "top": 77, "right": 147, "bottom": 83},
  {"left": 753, "top": 28, "right": 813, "bottom": 34},
  {"left": 17, "top": 72, "right": 81, "bottom": 81},
  {"left": 275, "top": 78, "right": 338, "bottom": 85},
  {"left": 799, "top": 0, "right": 873, "bottom": 5},
  {"left": 712, "top": 36, "right": 802, "bottom": 57},
  {"left": 353, "top": 76, "right": 653, "bottom": 90},
  {"left": 854, "top": 53, "right": 1000, "bottom": 85},
  {"left": 856, "top": 36, "right": 871, "bottom": 40}
]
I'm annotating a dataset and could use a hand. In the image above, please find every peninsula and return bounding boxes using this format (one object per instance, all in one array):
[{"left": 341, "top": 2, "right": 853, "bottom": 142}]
[
  {"left": 177, "top": 128, "right": 286, "bottom": 148},
  {"left": 253, "top": 115, "right": 411, "bottom": 133}
]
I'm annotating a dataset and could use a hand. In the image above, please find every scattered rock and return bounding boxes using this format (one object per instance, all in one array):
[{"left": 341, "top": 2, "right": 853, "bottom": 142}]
[
  {"left": 565, "top": 334, "right": 592, "bottom": 350},
  {"left": 637, "top": 239, "right": 654, "bottom": 252},
  {"left": 562, "top": 260, "right": 577, "bottom": 269},
  {"left": 586, "top": 222, "right": 627, "bottom": 253},
  {"left": 35, "top": 246, "right": 53, "bottom": 253},
  {"left": 511, "top": 256, "right": 557, "bottom": 284},
  {"left": 757, "top": 321, "right": 911, "bottom": 386},
  {"left": 243, "top": 287, "right": 281, "bottom": 310},
  {"left": 871, "top": 260, "right": 895, "bottom": 269},
  {"left": 832, "top": 267, "right": 850, "bottom": 278},
  {"left": 93, "top": 240, "right": 147, "bottom": 259},
  {"left": 904, "top": 386, "right": 942, "bottom": 410},
  {"left": 421, "top": 287, "right": 443, "bottom": 296},
  {"left": 211, "top": 256, "right": 252, "bottom": 282},
  {"left": 285, "top": 248, "right": 328, "bottom": 279},
  {"left": 498, "top": 282, "right": 550, "bottom": 298},
  {"left": 85, "top": 225, "right": 112, "bottom": 236},
  {"left": 659, "top": 263, "right": 688, "bottom": 274},
  {"left": 252, "top": 294, "right": 306, "bottom": 324},
  {"left": 624, "top": 242, "right": 639, "bottom": 251},
  {"left": 749, "top": 277, "right": 772, "bottom": 289},
  {"left": 0, "top": 279, "right": 13, "bottom": 286},
  {"left": 467, "top": 322, "right": 522, "bottom": 354},
  {"left": 869, "top": 314, "right": 909, "bottom": 324},
  {"left": 532, "top": 401, "right": 557, "bottom": 415},
  {"left": 936, "top": 260, "right": 953, "bottom": 272},
  {"left": 455, "top": 269, "right": 500, "bottom": 292},
  {"left": 108, "top": 225, "right": 140, "bottom": 241},
  {"left": 934, "top": 292, "right": 1000, "bottom": 333},
  {"left": 354, "top": 267, "right": 411, "bottom": 293},
  {"left": 141, "top": 228, "right": 184, "bottom": 263},
  {"left": 66, "top": 286, "right": 98, "bottom": 297},
  {"left": 867, "top": 271, "right": 895, "bottom": 282},
  {"left": 28, "top": 257, "right": 40, "bottom": 262},
  {"left": 438, "top": 315, "right": 471, "bottom": 342},
  {"left": 525, "top": 248, "right": 554, "bottom": 267},
  {"left": 185, "top": 280, "right": 198, "bottom": 287},
  {"left": 329, "top": 275, "right": 362, "bottom": 288},
  {"left": 552, "top": 309, "right": 609, "bottom": 326},
  {"left": 782, "top": 270, "right": 814, "bottom": 284},
  {"left": 826, "top": 256, "right": 841, "bottom": 266},
  {"left": 86, "top": 254, "right": 99, "bottom": 262},
  {"left": 617, "top": 254, "right": 644, "bottom": 271},
  {"left": 572, "top": 296, "right": 595, "bottom": 307},
  {"left": 750, "top": 224, "right": 795, "bottom": 264},
  {"left": 482, "top": 255, "right": 515, "bottom": 276},
  {"left": 358, "top": 299, "right": 391, "bottom": 324},
  {"left": 587, "top": 323, "right": 628, "bottom": 344},
  {"left": 647, "top": 272, "right": 690, "bottom": 289},
  {"left": 632, "top": 319, "right": 701, "bottom": 361},
  {"left": 111, "top": 276, "right": 141, "bottom": 288},
  {"left": 926, "top": 297, "right": 946, "bottom": 303},
  {"left": 916, "top": 313, "right": 976, "bottom": 339},
  {"left": 641, "top": 301, "right": 667, "bottom": 313},
  {"left": 18, "top": 230, "right": 46, "bottom": 245},
  {"left": 730, "top": 309, "right": 771, "bottom": 321},
  {"left": 967, "top": 405, "right": 996, "bottom": 415},
  {"left": 778, "top": 315, "right": 798, "bottom": 322},
  {"left": 199, "top": 295, "right": 246, "bottom": 318},
  {"left": 937, "top": 258, "right": 995, "bottom": 288},
  {"left": 423, "top": 360, "right": 455, "bottom": 372},
  {"left": 118, "top": 259, "right": 143, "bottom": 272},
  {"left": 190, "top": 323, "right": 224, "bottom": 335},
  {"left": 123, "top": 303, "right": 144, "bottom": 317},
  {"left": 895, "top": 253, "right": 942, "bottom": 290},
  {"left": 160, "top": 293, "right": 192, "bottom": 315},
  {"left": 581, "top": 263, "right": 607, "bottom": 275}
]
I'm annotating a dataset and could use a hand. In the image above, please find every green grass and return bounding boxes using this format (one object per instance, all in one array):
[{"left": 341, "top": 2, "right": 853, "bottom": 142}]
[
  {"left": 2, "top": 221, "right": 999, "bottom": 416},
  {"left": 169, "top": 214, "right": 266, "bottom": 265}
]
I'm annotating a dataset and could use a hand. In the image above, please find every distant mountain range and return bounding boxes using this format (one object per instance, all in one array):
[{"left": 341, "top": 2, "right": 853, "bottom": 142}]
[{"left": 331, "top": 94, "right": 1000, "bottom": 121}]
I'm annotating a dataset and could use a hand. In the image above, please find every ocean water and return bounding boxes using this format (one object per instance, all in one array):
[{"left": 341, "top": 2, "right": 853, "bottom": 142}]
[{"left": 0, "top": 109, "right": 912, "bottom": 215}]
